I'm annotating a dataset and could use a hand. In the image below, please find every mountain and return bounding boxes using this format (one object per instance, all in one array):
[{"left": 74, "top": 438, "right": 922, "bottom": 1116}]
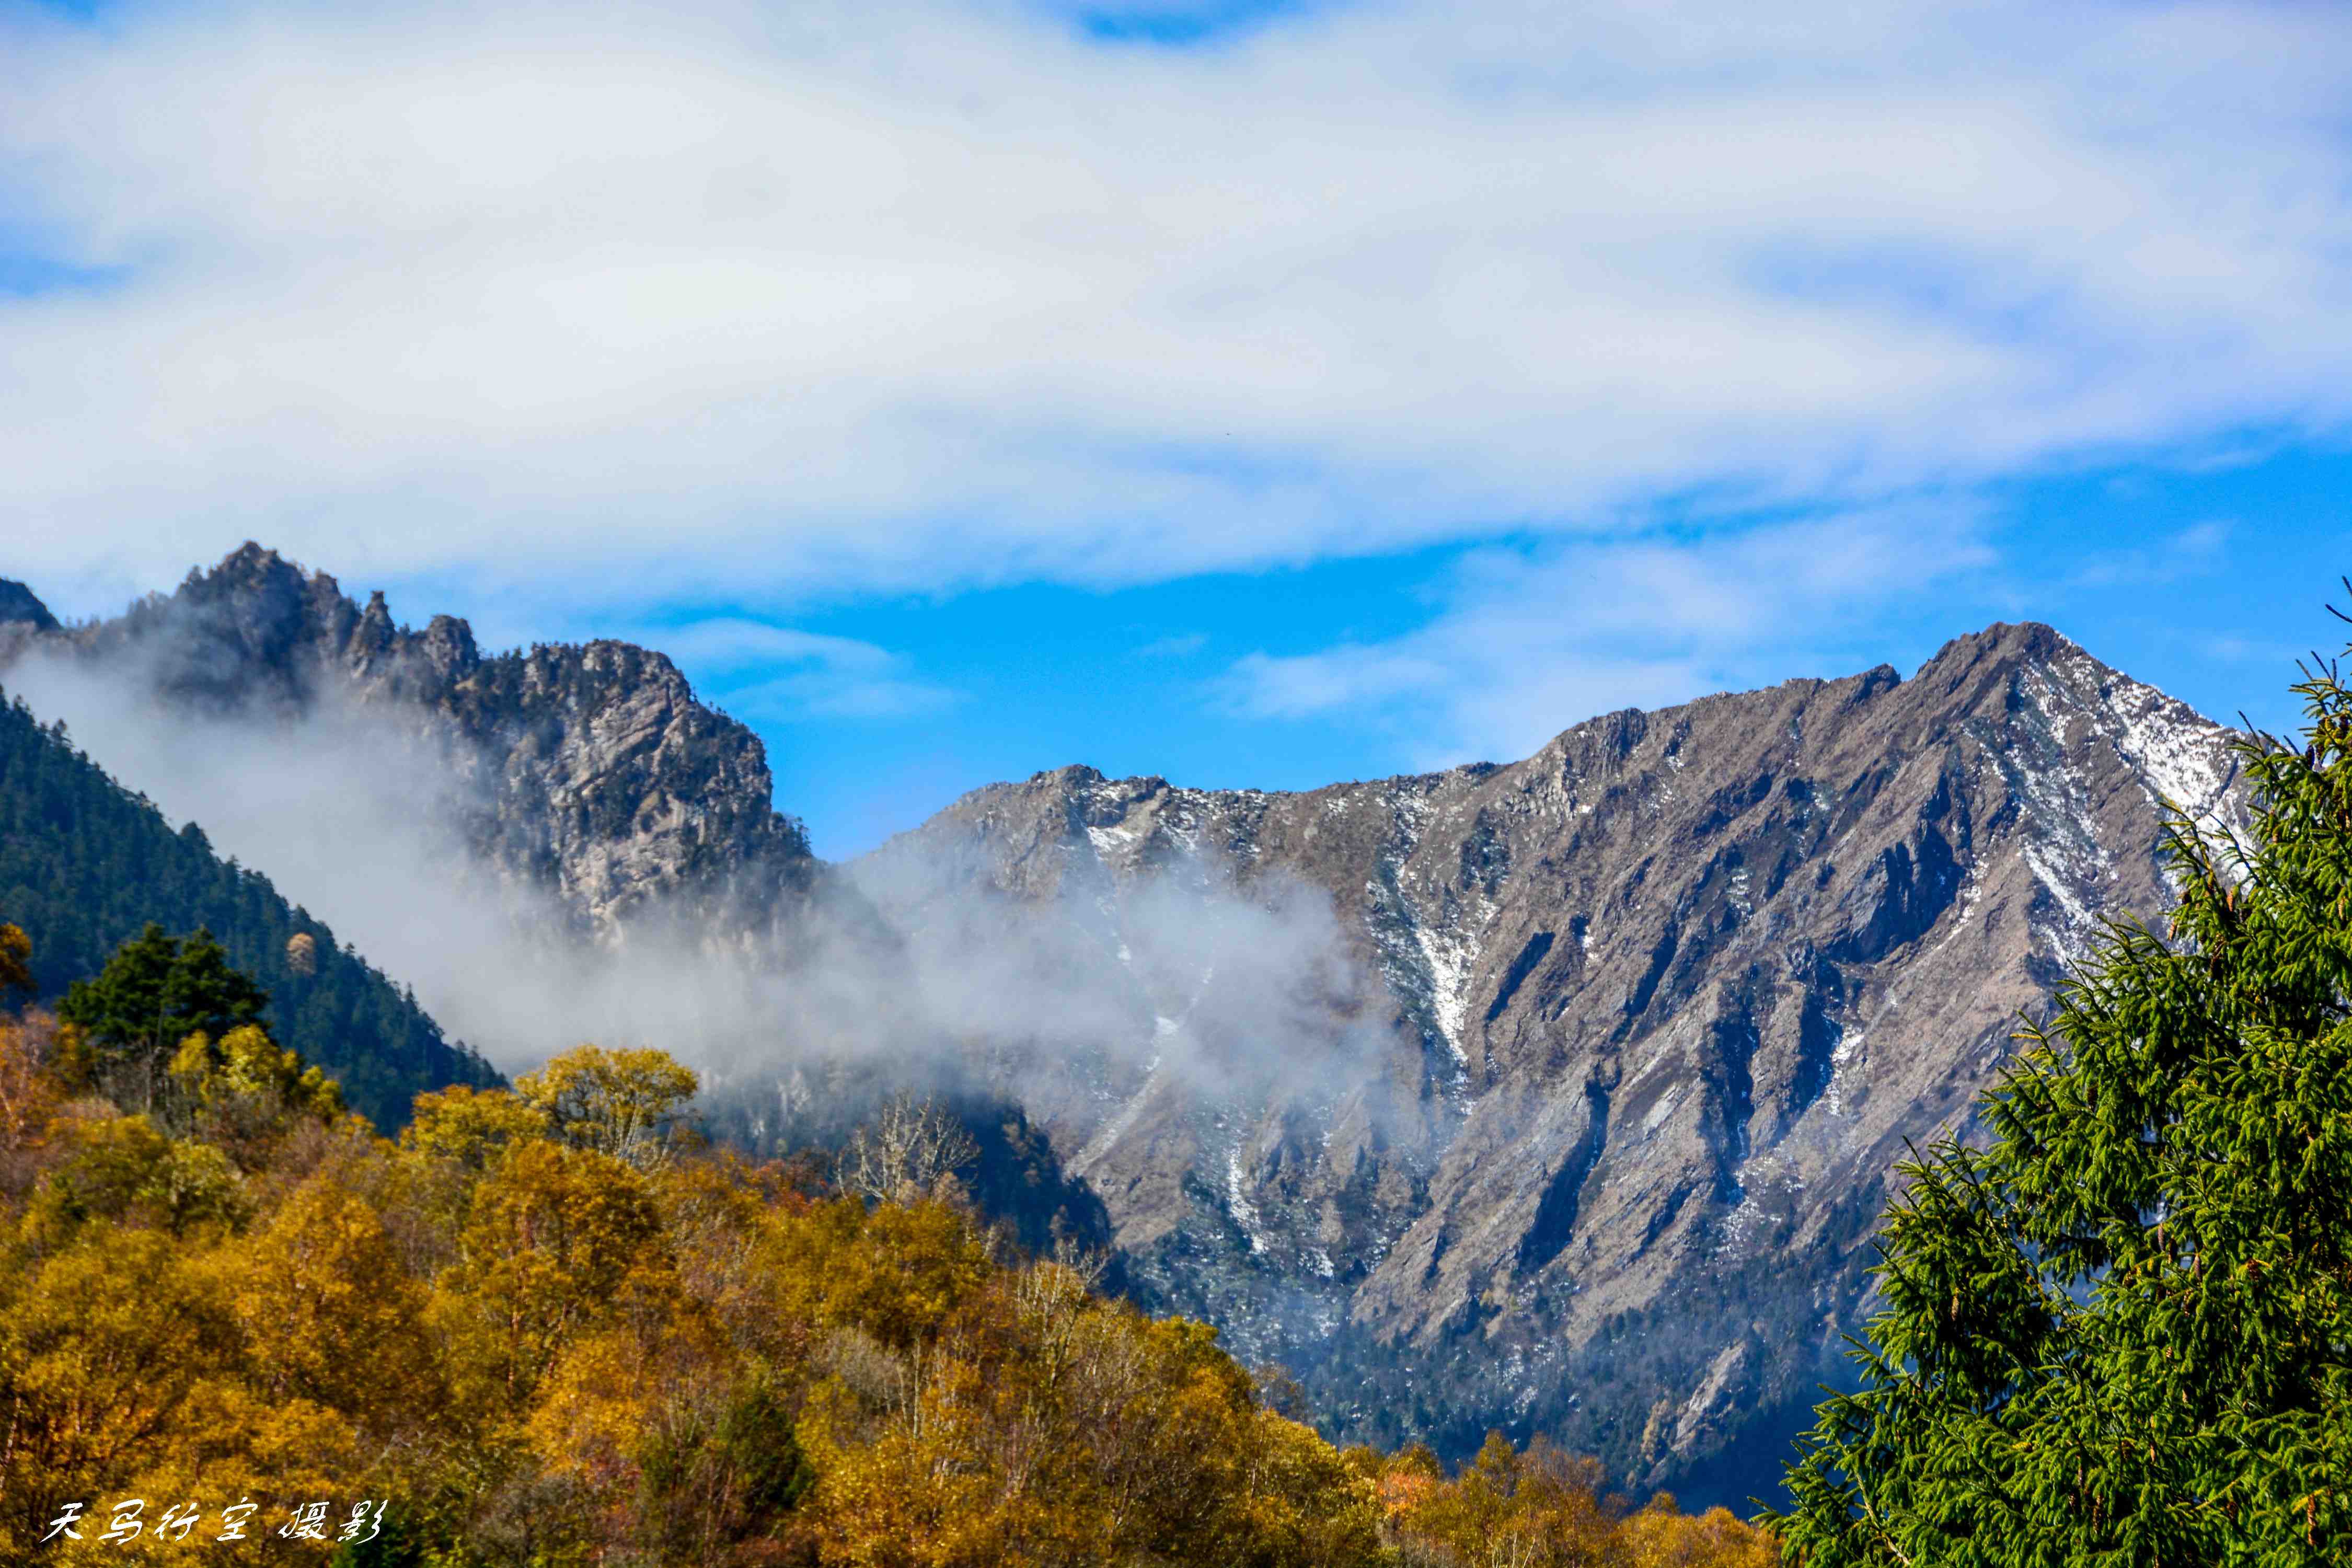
[
  {"left": 0, "top": 581, "right": 58, "bottom": 634},
  {"left": 1, "top": 545, "right": 820, "bottom": 939},
  {"left": 0, "top": 547, "right": 2252, "bottom": 1500},
  {"left": 0, "top": 683, "right": 500, "bottom": 1127},
  {"left": 855, "top": 622, "right": 2247, "bottom": 1500}
]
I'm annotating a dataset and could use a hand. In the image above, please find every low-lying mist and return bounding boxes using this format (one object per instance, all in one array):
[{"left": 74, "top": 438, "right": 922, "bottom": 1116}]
[{"left": 2, "top": 649, "right": 1389, "bottom": 1143}]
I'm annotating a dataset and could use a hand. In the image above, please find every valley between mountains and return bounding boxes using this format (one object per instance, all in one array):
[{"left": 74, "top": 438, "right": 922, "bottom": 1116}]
[{"left": 0, "top": 545, "right": 2248, "bottom": 1503}]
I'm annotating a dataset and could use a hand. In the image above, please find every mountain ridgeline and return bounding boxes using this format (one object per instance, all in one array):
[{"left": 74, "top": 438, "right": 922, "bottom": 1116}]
[{"left": 0, "top": 546, "right": 2249, "bottom": 1500}]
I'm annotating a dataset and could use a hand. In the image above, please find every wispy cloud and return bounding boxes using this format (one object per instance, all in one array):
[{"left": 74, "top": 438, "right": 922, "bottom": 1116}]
[
  {"left": 5, "top": 1, "right": 2351, "bottom": 613},
  {"left": 2062, "top": 521, "right": 2232, "bottom": 590},
  {"left": 1224, "top": 506, "right": 1998, "bottom": 765},
  {"left": 647, "top": 617, "right": 955, "bottom": 720},
  {"left": 1134, "top": 630, "right": 1208, "bottom": 658}
]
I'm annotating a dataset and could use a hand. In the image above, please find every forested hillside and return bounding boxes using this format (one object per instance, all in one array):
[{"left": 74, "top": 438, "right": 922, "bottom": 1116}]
[{"left": 0, "top": 689, "right": 498, "bottom": 1126}]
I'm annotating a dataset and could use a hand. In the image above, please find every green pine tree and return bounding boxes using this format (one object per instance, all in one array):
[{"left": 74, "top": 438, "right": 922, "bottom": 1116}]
[
  {"left": 1768, "top": 654, "right": 2352, "bottom": 1564},
  {"left": 59, "top": 923, "right": 274, "bottom": 1111},
  {"left": 60, "top": 923, "right": 268, "bottom": 1060}
]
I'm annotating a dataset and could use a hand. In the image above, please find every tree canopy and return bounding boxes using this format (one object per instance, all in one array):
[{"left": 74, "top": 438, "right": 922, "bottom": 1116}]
[
  {"left": 1770, "top": 650, "right": 2352, "bottom": 1564},
  {"left": 514, "top": 1042, "right": 701, "bottom": 1169}
]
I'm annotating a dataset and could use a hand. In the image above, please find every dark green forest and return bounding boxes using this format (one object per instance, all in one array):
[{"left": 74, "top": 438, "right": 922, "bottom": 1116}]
[{"left": 0, "top": 687, "right": 498, "bottom": 1126}]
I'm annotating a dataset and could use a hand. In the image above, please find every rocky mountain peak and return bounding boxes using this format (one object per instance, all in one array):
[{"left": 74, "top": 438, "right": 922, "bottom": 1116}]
[
  {"left": 176, "top": 541, "right": 359, "bottom": 675},
  {"left": 1942, "top": 616, "right": 2069, "bottom": 659},
  {"left": 2, "top": 544, "right": 817, "bottom": 936},
  {"left": 416, "top": 614, "right": 481, "bottom": 678}
]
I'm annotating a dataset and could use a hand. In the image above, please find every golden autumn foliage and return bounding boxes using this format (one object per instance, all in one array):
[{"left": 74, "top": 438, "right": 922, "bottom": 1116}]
[
  {"left": 0, "top": 920, "right": 31, "bottom": 997},
  {"left": 1375, "top": 1432, "right": 1779, "bottom": 1567},
  {"left": 0, "top": 1001, "right": 1778, "bottom": 1565},
  {"left": 514, "top": 1043, "right": 702, "bottom": 1169},
  {"left": 401, "top": 1081, "right": 551, "bottom": 1172}
]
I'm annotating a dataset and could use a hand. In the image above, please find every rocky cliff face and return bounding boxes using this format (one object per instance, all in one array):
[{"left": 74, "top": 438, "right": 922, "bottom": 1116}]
[
  {"left": 856, "top": 622, "right": 2247, "bottom": 1495},
  {"left": 1, "top": 545, "right": 818, "bottom": 939}
]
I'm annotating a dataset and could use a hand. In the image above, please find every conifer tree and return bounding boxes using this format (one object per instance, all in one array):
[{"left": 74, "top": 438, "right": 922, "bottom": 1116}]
[
  {"left": 59, "top": 923, "right": 267, "bottom": 1071},
  {"left": 1769, "top": 650, "right": 2352, "bottom": 1564}
]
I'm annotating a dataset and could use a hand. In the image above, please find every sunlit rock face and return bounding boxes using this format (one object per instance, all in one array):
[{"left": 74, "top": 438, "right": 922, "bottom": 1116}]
[{"left": 862, "top": 622, "right": 2247, "bottom": 1497}]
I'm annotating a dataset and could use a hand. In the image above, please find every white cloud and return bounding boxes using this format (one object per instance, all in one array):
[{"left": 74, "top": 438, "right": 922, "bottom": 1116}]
[
  {"left": 4, "top": 0, "right": 2351, "bottom": 613},
  {"left": 1224, "top": 506, "right": 1998, "bottom": 765},
  {"left": 644, "top": 616, "right": 955, "bottom": 718},
  {"left": 2062, "top": 520, "right": 2233, "bottom": 590}
]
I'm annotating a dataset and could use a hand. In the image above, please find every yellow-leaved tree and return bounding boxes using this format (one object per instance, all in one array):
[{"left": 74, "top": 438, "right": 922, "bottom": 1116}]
[
  {"left": 515, "top": 1043, "right": 700, "bottom": 1168},
  {"left": 0, "top": 919, "right": 31, "bottom": 998}
]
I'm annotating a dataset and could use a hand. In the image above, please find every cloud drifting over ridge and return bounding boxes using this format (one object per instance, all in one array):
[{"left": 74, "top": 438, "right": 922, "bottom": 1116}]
[
  {"left": 1225, "top": 506, "right": 2000, "bottom": 767},
  {"left": 4, "top": 0, "right": 2351, "bottom": 612},
  {"left": 641, "top": 618, "right": 958, "bottom": 719}
]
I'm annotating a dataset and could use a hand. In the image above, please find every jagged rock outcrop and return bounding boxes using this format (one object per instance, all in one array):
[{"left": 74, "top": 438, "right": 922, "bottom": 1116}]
[
  {"left": 2, "top": 544, "right": 818, "bottom": 937},
  {"left": 857, "top": 622, "right": 2248, "bottom": 1496}
]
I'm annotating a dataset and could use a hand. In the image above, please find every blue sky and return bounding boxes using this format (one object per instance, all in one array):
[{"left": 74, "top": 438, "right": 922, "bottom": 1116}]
[{"left": 5, "top": 0, "right": 2351, "bottom": 855}]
